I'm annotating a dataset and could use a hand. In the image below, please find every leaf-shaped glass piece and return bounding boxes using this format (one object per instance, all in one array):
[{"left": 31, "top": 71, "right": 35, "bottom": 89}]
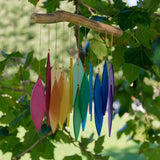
[
  {"left": 30, "top": 76, "right": 46, "bottom": 133},
  {"left": 94, "top": 74, "right": 103, "bottom": 136},
  {"left": 79, "top": 73, "right": 89, "bottom": 122},
  {"left": 108, "top": 85, "right": 113, "bottom": 137},
  {"left": 102, "top": 61, "right": 109, "bottom": 115},
  {"left": 46, "top": 53, "right": 51, "bottom": 126},
  {"left": 73, "top": 88, "right": 81, "bottom": 141},
  {"left": 89, "top": 61, "right": 93, "bottom": 121},
  {"left": 73, "top": 58, "right": 84, "bottom": 106},
  {"left": 51, "top": 60, "right": 61, "bottom": 91},
  {"left": 58, "top": 70, "right": 70, "bottom": 130},
  {"left": 82, "top": 113, "right": 87, "bottom": 131},
  {"left": 67, "top": 57, "right": 73, "bottom": 126},
  {"left": 49, "top": 79, "right": 60, "bottom": 134},
  {"left": 109, "top": 62, "right": 114, "bottom": 97},
  {"left": 108, "top": 62, "right": 114, "bottom": 137}
]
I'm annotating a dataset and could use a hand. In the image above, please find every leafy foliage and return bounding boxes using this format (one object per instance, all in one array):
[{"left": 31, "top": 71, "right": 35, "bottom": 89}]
[{"left": 0, "top": 0, "right": 160, "bottom": 159}]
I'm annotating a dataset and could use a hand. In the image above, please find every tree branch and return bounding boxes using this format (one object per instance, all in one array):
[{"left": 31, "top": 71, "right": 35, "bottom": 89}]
[
  {"left": 12, "top": 131, "right": 52, "bottom": 160},
  {"left": 31, "top": 10, "right": 123, "bottom": 37},
  {"left": 79, "top": 0, "right": 96, "bottom": 15}
]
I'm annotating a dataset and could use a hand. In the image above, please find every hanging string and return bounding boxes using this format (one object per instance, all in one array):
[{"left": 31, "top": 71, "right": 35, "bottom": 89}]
[
  {"left": 84, "top": 27, "right": 87, "bottom": 71},
  {"left": 77, "top": 25, "right": 80, "bottom": 88},
  {"left": 111, "top": 33, "right": 113, "bottom": 62},
  {"left": 48, "top": 24, "right": 50, "bottom": 53},
  {"left": 62, "top": 22, "right": 65, "bottom": 69},
  {"left": 55, "top": 23, "right": 58, "bottom": 60},
  {"left": 105, "top": 32, "right": 107, "bottom": 61},
  {"left": 39, "top": 24, "right": 42, "bottom": 76},
  {"left": 98, "top": 32, "right": 100, "bottom": 74}
]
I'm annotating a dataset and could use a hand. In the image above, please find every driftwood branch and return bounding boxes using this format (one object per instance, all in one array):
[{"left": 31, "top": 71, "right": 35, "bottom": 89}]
[{"left": 31, "top": 10, "right": 123, "bottom": 37}]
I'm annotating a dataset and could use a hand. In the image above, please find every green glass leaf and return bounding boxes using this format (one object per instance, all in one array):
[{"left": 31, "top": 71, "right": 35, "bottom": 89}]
[
  {"left": 123, "top": 63, "right": 141, "bottom": 83},
  {"left": 79, "top": 73, "right": 89, "bottom": 122},
  {"left": 73, "top": 58, "right": 84, "bottom": 106},
  {"left": 124, "top": 46, "right": 153, "bottom": 69},
  {"left": 73, "top": 88, "right": 81, "bottom": 141}
]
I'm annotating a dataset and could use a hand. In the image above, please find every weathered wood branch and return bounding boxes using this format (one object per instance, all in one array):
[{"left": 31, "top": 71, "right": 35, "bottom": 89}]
[{"left": 31, "top": 10, "right": 123, "bottom": 37}]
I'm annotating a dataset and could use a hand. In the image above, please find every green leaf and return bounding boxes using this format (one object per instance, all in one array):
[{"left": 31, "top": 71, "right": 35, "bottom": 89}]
[
  {"left": 139, "top": 141, "right": 150, "bottom": 154},
  {"left": 0, "top": 112, "right": 16, "bottom": 124},
  {"left": 24, "top": 51, "right": 34, "bottom": 69},
  {"left": 80, "top": 133, "right": 94, "bottom": 149},
  {"left": 136, "top": 27, "right": 156, "bottom": 48},
  {"left": 43, "top": 0, "right": 65, "bottom": 13},
  {"left": 118, "top": 7, "right": 150, "bottom": 30},
  {"left": 94, "top": 135, "right": 105, "bottom": 154},
  {"left": 144, "top": 146, "right": 160, "bottom": 160},
  {"left": 89, "top": 33, "right": 106, "bottom": 60},
  {"left": 124, "top": 46, "right": 153, "bottom": 69},
  {"left": 28, "top": 0, "right": 38, "bottom": 6},
  {"left": 63, "top": 154, "right": 82, "bottom": 160},
  {"left": 143, "top": 0, "right": 160, "bottom": 14},
  {"left": 113, "top": 0, "right": 126, "bottom": 10},
  {"left": 123, "top": 63, "right": 141, "bottom": 83},
  {"left": 152, "top": 37, "right": 160, "bottom": 66},
  {"left": 112, "top": 45, "right": 126, "bottom": 71},
  {"left": 0, "top": 127, "right": 9, "bottom": 137}
]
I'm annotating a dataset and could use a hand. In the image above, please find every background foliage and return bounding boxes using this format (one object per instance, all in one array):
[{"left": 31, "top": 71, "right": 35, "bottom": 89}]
[{"left": 0, "top": 0, "right": 160, "bottom": 159}]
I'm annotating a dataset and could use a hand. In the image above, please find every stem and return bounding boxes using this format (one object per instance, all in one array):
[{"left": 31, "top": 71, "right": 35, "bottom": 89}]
[
  {"left": 12, "top": 131, "right": 52, "bottom": 160},
  {"left": 138, "top": 78, "right": 151, "bottom": 127}
]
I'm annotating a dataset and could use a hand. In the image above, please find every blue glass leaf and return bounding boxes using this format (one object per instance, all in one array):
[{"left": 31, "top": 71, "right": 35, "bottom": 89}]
[
  {"left": 102, "top": 61, "right": 109, "bottom": 115},
  {"left": 108, "top": 62, "right": 114, "bottom": 137},
  {"left": 89, "top": 61, "right": 93, "bottom": 121},
  {"left": 82, "top": 113, "right": 87, "bottom": 131},
  {"left": 73, "top": 88, "right": 81, "bottom": 140},
  {"left": 94, "top": 74, "right": 103, "bottom": 136},
  {"left": 73, "top": 58, "right": 84, "bottom": 106},
  {"left": 79, "top": 73, "right": 89, "bottom": 122}
]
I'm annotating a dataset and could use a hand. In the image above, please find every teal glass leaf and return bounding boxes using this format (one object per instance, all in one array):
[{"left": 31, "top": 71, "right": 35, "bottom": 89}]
[
  {"left": 79, "top": 73, "right": 89, "bottom": 122},
  {"left": 73, "top": 88, "right": 81, "bottom": 140},
  {"left": 73, "top": 58, "right": 84, "bottom": 106}
]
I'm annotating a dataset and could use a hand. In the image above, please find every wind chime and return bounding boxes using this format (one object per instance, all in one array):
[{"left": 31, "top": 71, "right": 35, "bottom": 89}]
[{"left": 30, "top": 9, "right": 122, "bottom": 140}]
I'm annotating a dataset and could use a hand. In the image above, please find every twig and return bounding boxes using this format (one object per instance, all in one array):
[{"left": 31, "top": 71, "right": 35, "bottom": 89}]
[
  {"left": 31, "top": 10, "right": 123, "bottom": 37},
  {"left": 107, "top": 0, "right": 112, "bottom": 5},
  {"left": 79, "top": 0, "right": 96, "bottom": 15},
  {"left": 0, "top": 87, "right": 25, "bottom": 93},
  {"left": 12, "top": 131, "right": 52, "bottom": 160}
]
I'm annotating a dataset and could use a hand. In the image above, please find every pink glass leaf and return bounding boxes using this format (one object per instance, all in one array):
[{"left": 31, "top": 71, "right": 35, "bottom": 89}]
[
  {"left": 46, "top": 53, "right": 51, "bottom": 127},
  {"left": 30, "top": 76, "right": 46, "bottom": 133}
]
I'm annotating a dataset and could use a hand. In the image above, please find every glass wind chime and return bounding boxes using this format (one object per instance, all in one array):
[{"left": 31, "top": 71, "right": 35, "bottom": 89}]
[{"left": 30, "top": 23, "right": 114, "bottom": 140}]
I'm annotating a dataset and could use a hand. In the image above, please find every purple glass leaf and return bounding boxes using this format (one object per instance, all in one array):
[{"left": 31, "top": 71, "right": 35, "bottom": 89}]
[
  {"left": 109, "top": 62, "right": 114, "bottom": 97},
  {"left": 30, "top": 76, "right": 46, "bottom": 133},
  {"left": 89, "top": 61, "right": 93, "bottom": 121},
  {"left": 108, "top": 62, "right": 114, "bottom": 137},
  {"left": 94, "top": 74, "right": 103, "bottom": 136},
  {"left": 108, "top": 85, "right": 113, "bottom": 137},
  {"left": 102, "top": 61, "right": 109, "bottom": 115},
  {"left": 46, "top": 53, "right": 51, "bottom": 127}
]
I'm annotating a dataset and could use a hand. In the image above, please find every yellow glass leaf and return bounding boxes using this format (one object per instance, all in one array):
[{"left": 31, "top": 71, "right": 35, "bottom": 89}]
[
  {"left": 58, "top": 70, "right": 70, "bottom": 130},
  {"left": 67, "top": 57, "right": 73, "bottom": 126},
  {"left": 51, "top": 60, "right": 61, "bottom": 91},
  {"left": 49, "top": 79, "right": 60, "bottom": 134}
]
